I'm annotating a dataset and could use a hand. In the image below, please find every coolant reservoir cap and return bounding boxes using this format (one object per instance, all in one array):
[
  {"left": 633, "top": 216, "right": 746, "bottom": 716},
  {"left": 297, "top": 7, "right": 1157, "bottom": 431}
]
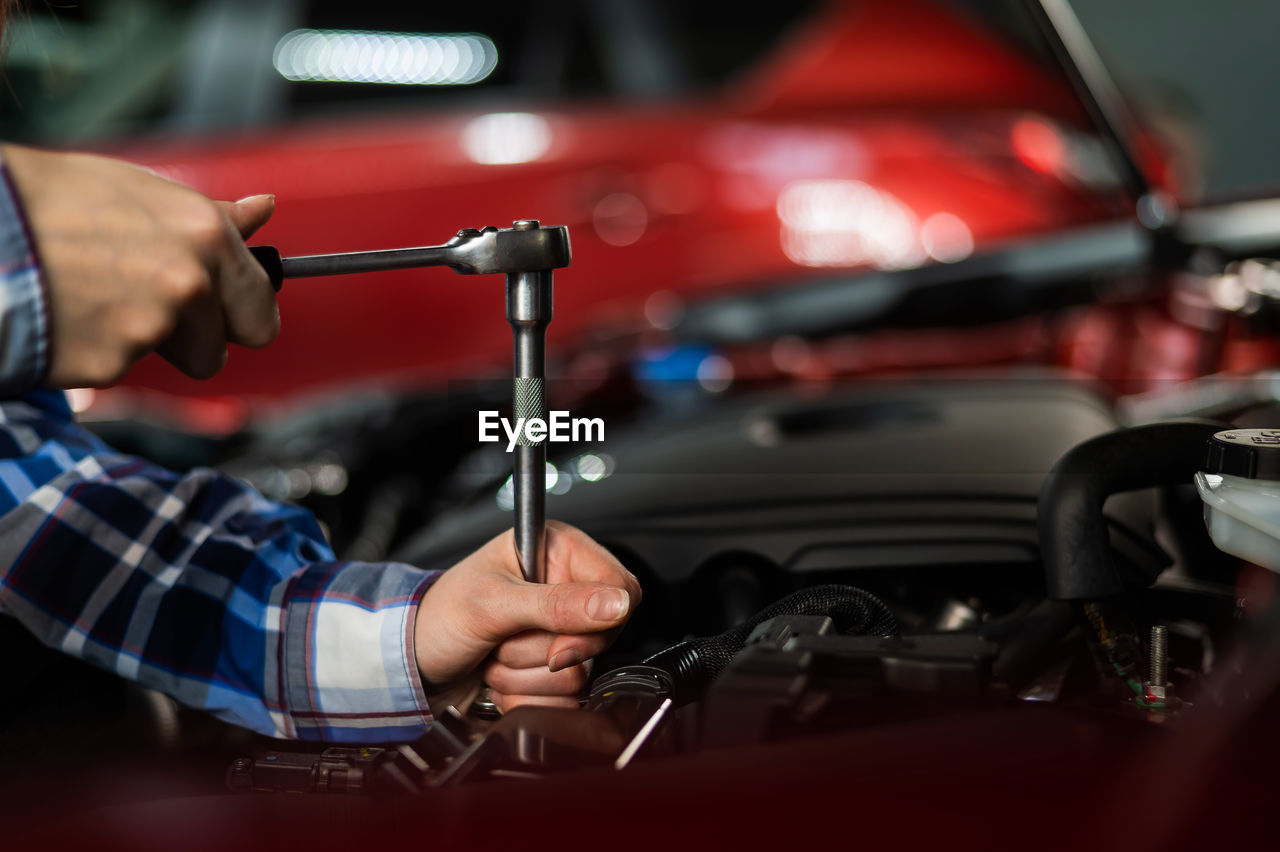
[{"left": 1204, "top": 429, "right": 1280, "bottom": 480}]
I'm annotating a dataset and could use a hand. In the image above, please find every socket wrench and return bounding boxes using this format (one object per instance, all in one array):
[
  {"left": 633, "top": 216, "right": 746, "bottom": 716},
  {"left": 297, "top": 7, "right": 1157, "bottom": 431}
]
[{"left": 250, "top": 219, "right": 569, "bottom": 583}]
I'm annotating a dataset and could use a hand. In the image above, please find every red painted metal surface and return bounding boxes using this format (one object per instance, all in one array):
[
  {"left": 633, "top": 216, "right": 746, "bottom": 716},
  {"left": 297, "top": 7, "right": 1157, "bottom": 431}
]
[{"left": 95, "top": 0, "right": 1126, "bottom": 425}]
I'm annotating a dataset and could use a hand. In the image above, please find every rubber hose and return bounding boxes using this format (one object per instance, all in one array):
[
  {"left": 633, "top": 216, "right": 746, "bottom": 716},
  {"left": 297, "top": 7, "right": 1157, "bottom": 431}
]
[
  {"left": 987, "top": 599, "right": 1076, "bottom": 684},
  {"left": 1038, "top": 419, "right": 1225, "bottom": 600}
]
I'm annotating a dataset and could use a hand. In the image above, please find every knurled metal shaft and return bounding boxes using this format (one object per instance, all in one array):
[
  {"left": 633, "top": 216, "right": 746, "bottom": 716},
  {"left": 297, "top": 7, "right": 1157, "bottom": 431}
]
[{"left": 508, "top": 265, "right": 552, "bottom": 583}]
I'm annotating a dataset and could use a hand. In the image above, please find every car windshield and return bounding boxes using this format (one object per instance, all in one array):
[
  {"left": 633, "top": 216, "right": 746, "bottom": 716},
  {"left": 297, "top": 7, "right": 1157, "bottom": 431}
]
[
  {"left": 0, "top": 0, "right": 829, "bottom": 141},
  {"left": 1066, "top": 0, "right": 1280, "bottom": 204}
]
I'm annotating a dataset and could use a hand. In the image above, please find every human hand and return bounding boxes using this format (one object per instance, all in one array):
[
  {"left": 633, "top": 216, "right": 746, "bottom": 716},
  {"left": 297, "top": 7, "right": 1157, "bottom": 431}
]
[
  {"left": 413, "top": 521, "right": 641, "bottom": 714},
  {"left": 1, "top": 144, "right": 279, "bottom": 387}
]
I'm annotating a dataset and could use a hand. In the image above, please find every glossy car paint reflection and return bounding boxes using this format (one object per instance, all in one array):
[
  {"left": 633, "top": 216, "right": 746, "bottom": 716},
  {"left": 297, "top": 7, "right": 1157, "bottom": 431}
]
[{"left": 98, "top": 0, "right": 1121, "bottom": 419}]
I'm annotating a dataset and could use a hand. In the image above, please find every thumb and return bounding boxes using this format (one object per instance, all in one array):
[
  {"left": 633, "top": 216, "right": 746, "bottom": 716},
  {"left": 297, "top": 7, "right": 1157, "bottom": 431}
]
[
  {"left": 218, "top": 193, "right": 276, "bottom": 238},
  {"left": 506, "top": 582, "right": 631, "bottom": 636}
]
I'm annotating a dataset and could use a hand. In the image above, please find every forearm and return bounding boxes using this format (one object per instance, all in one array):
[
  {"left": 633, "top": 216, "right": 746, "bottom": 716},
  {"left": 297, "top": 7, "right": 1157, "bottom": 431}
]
[{"left": 0, "top": 392, "right": 439, "bottom": 741}]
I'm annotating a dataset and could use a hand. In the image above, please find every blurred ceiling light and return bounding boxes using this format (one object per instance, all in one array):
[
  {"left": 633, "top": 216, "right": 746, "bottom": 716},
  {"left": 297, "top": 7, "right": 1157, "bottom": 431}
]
[
  {"left": 593, "top": 192, "right": 648, "bottom": 247},
  {"left": 644, "top": 290, "right": 684, "bottom": 330},
  {"left": 273, "top": 29, "right": 497, "bottom": 86},
  {"left": 461, "top": 112, "right": 552, "bottom": 164},
  {"left": 496, "top": 475, "right": 514, "bottom": 510},
  {"left": 496, "top": 464, "right": 566, "bottom": 510},
  {"left": 1238, "top": 258, "right": 1280, "bottom": 299},
  {"left": 777, "top": 179, "right": 924, "bottom": 270},
  {"left": 696, "top": 354, "right": 734, "bottom": 393},
  {"left": 770, "top": 335, "right": 811, "bottom": 373},
  {"left": 1208, "top": 272, "right": 1252, "bottom": 312},
  {"left": 575, "top": 453, "right": 614, "bottom": 483},
  {"left": 286, "top": 468, "right": 313, "bottom": 500},
  {"left": 746, "top": 418, "right": 782, "bottom": 448},
  {"left": 708, "top": 124, "right": 867, "bottom": 181},
  {"left": 920, "top": 212, "right": 974, "bottom": 263},
  {"left": 1011, "top": 116, "right": 1066, "bottom": 176},
  {"left": 547, "top": 462, "right": 571, "bottom": 495},
  {"left": 311, "top": 462, "right": 349, "bottom": 496}
]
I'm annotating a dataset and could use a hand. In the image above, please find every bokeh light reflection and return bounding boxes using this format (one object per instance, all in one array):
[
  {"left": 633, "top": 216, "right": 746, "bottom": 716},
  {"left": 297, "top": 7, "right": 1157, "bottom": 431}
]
[{"left": 273, "top": 29, "right": 498, "bottom": 86}]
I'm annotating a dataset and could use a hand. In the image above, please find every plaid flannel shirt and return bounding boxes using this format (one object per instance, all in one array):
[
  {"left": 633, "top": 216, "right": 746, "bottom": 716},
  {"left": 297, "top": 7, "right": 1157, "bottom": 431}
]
[
  {"left": 0, "top": 153, "right": 439, "bottom": 742},
  {"left": 0, "top": 155, "right": 47, "bottom": 396}
]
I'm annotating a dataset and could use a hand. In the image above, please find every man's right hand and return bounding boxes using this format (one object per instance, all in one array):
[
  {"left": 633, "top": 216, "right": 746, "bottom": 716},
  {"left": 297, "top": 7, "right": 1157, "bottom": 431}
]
[
  {"left": 1, "top": 144, "right": 280, "bottom": 387},
  {"left": 414, "top": 521, "right": 642, "bottom": 714}
]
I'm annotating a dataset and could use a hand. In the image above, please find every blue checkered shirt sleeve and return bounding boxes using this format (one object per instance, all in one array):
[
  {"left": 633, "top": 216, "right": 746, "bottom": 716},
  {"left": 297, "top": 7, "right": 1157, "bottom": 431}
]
[
  {"left": 0, "top": 154, "right": 50, "bottom": 396},
  {"left": 0, "top": 390, "right": 441, "bottom": 741}
]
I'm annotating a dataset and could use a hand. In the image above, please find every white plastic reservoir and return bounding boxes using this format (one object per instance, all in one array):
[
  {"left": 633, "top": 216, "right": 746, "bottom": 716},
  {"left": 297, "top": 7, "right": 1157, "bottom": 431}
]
[{"left": 1196, "top": 429, "right": 1280, "bottom": 572}]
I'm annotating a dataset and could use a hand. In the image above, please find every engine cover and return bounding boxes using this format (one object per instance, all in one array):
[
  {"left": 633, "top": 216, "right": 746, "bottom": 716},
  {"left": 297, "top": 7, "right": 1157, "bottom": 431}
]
[{"left": 397, "top": 376, "right": 1163, "bottom": 594}]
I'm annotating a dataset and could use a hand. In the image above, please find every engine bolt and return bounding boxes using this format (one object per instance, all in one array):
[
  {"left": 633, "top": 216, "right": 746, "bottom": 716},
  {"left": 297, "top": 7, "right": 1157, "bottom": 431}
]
[
  {"left": 1149, "top": 625, "right": 1168, "bottom": 685},
  {"left": 1140, "top": 624, "right": 1176, "bottom": 709}
]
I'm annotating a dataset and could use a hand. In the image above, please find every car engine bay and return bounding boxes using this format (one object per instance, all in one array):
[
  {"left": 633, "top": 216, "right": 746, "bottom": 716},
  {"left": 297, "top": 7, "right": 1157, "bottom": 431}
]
[
  {"left": 7, "top": 351, "right": 1279, "bottom": 849},
  {"left": 5, "top": 2, "right": 1280, "bottom": 846}
]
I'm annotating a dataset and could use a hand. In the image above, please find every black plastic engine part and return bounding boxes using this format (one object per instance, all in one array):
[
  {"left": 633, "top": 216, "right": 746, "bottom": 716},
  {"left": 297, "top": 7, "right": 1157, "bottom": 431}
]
[
  {"left": 227, "top": 704, "right": 471, "bottom": 796},
  {"left": 635, "top": 584, "right": 898, "bottom": 705},
  {"left": 400, "top": 381, "right": 1159, "bottom": 595},
  {"left": 1038, "top": 419, "right": 1226, "bottom": 600},
  {"left": 1203, "top": 428, "right": 1280, "bottom": 479},
  {"left": 227, "top": 747, "right": 388, "bottom": 794},
  {"left": 699, "top": 613, "right": 1000, "bottom": 748}
]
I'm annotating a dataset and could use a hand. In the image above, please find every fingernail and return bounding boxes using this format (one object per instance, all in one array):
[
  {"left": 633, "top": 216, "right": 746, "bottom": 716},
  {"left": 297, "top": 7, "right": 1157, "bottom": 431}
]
[
  {"left": 587, "top": 588, "right": 629, "bottom": 622},
  {"left": 548, "top": 649, "right": 580, "bottom": 673},
  {"left": 236, "top": 193, "right": 275, "bottom": 204}
]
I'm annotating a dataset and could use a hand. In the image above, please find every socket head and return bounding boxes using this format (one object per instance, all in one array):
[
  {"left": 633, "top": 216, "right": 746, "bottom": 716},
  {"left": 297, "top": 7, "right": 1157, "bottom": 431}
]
[{"left": 446, "top": 223, "right": 571, "bottom": 275}]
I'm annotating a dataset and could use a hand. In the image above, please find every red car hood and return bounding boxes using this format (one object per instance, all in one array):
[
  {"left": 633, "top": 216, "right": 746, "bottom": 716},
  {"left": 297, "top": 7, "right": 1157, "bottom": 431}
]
[{"left": 88, "top": 0, "right": 1117, "bottom": 428}]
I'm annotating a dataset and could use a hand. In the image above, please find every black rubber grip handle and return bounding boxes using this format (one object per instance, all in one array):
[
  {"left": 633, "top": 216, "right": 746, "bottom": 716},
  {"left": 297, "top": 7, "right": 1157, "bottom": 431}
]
[{"left": 249, "top": 245, "right": 284, "bottom": 292}]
